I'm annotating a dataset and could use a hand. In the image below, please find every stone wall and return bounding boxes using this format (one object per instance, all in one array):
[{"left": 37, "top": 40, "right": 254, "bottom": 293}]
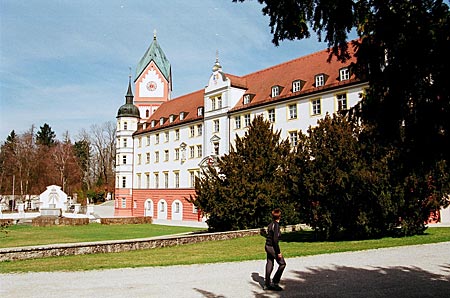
[
  {"left": 0, "top": 224, "right": 304, "bottom": 262},
  {"left": 100, "top": 217, "right": 153, "bottom": 225},
  {"left": 32, "top": 216, "right": 89, "bottom": 227}
]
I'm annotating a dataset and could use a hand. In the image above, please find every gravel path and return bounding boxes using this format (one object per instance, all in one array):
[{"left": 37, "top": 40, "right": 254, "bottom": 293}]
[{"left": 1, "top": 242, "right": 449, "bottom": 298}]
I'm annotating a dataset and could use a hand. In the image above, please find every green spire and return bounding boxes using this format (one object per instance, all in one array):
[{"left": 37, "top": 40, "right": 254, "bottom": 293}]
[{"left": 135, "top": 30, "right": 171, "bottom": 82}]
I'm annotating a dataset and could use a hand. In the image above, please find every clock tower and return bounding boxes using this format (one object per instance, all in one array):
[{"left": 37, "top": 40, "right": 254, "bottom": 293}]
[{"left": 134, "top": 30, "right": 172, "bottom": 121}]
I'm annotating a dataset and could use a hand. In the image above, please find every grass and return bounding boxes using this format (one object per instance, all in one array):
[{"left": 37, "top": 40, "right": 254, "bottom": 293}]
[
  {"left": 1, "top": 226, "right": 449, "bottom": 273},
  {"left": 0, "top": 224, "right": 204, "bottom": 248}
]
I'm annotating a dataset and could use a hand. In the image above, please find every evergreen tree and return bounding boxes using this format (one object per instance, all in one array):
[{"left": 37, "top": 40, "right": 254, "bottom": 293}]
[
  {"left": 36, "top": 123, "right": 56, "bottom": 147},
  {"left": 190, "top": 116, "right": 296, "bottom": 231}
]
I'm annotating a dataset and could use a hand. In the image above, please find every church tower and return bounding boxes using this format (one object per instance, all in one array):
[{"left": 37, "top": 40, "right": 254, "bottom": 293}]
[
  {"left": 134, "top": 30, "right": 172, "bottom": 121},
  {"left": 114, "top": 77, "right": 140, "bottom": 216}
]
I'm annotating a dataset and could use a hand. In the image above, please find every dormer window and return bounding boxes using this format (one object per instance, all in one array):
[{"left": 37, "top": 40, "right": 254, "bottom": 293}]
[
  {"left": 143, "top": 123, "right": 147, "bottom": 129},
  {"left": 169, "top": 114, "right": 175, "bottom": 123},
  {"left": 197, "top": 107, "right": 204, "bottom": 116},
  {"left": 292, "top": 80, "right": 304, "bottom": 93},
  {"left": 271, "top": 85, "right": 281, "bottom": 98},
  {"left": 151, "top": 120, "right": 156, "bottom": 128},
  {"left": 315, "top": 74, "right": 325, "bottom": 87},
  {"left": 339, "top": 68, "right": 350, "bottom": 81},
  {"left": 180, "top": 112, "right": 185, "bottom": 120},
  {"left": 160, "top": 117, "right": 165, "bottom": 125},
  {"left": 243, "top": 94, "right": 251, "bottom": 105}
]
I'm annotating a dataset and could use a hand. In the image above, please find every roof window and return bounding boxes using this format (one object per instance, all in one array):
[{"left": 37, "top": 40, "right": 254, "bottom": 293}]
[
  {"left": 160, "top": 117, "right": 165, "bottom": 125},
  {"left": 180, "top": 112, "right": 185, "bottom": 120},
  {"left": 271, "top": 85, "right": 283, "bottom": 98},
  {"left": 292, "top": 80, "right": 305, "bottom": 93},
  {"left": 339, "top": 68, "right": 350, "bottom": 81},
  {"left": 197, "top": 107, "right": 204, "bottom": 116}
]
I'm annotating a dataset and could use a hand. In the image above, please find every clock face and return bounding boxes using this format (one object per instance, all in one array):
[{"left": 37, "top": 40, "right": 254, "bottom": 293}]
[{"left": 146, "top": 81, "right": 157, "bottom": 91}]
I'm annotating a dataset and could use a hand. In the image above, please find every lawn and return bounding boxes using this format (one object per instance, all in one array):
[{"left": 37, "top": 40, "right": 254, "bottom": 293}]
[
  {"left": 1, "top": 226, "right": 449, "bottom": 273},
  {"left": 0, "top": 223, "right": 204, "bottom": 248}
]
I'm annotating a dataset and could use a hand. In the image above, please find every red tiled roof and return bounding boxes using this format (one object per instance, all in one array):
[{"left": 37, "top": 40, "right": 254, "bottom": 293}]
[
  {"left": 229, "top": 46, "right": 358, "bottom": 111},
  {"left": 134, "top": 43, "right": 360, "bottom": 134},
  {"left": 135, "top": 89, "right": 204, "bottom": 135}
]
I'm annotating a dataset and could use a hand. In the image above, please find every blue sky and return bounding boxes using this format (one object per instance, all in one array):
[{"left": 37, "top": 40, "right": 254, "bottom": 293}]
[{"left": 0, "top": 0, "right": 332, "bottom": 142}]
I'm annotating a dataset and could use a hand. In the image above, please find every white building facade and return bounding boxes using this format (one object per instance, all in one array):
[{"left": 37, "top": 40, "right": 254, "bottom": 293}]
[{"left": 114, "top": 34, "right": 367, "bottom": 222}]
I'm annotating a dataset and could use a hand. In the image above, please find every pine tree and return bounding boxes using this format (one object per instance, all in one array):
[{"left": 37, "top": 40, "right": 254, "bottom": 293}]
[{"left": 190, "top": 116, "right": 296, "bottom": 231}]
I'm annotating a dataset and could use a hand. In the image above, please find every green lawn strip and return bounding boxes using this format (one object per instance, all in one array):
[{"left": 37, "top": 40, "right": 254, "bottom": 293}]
[
  {"left": 1, "top": 227, "right": 449, "bottom": 273},
  {"left": 0, "top": 224, "right": 204, "bottom": 248}
]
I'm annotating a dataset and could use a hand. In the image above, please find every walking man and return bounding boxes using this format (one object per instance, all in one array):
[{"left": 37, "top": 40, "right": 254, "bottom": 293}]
[{"left": 264, "top": 208, "right": 286, "bottom": 291}]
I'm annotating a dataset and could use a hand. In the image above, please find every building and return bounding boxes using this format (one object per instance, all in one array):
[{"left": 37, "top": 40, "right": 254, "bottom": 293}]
[{"left": 114, "top": 33, "right": 367, "bottom": 223}]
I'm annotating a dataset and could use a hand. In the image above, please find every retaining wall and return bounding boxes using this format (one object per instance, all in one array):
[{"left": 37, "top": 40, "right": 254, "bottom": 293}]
[{"left": 0, "top": 224, "right": 304, "bottom": 262}]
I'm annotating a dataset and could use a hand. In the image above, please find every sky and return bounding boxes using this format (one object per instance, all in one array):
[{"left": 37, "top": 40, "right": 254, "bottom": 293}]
[{"left": 0, "top": 0, "right": 334, "bottom": 142}]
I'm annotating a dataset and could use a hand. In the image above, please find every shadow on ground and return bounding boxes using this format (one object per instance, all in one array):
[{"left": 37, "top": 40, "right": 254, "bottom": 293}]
[{"left": 194, "top": 264, "right": 450, "bottom": 298}]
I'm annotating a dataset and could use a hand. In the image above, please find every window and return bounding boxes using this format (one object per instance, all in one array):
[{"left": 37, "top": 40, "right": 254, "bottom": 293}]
[
  {"left": 337, "top": 93, "right": 348, "bottom": 111},
  {"left": 146, "top": 153, "right": 150, "bottom": 164},
  {"left": 155, "top": 134, "right": 159, "bottom": 144},
  {"left": 137, "top": 154, "right": 142, "bottom": 165},
  {"left": 164, "top": 150, "right": 169, "bottom": 161},
  {"left": 122, "top": 177, "right": 126, "bottom": 188},
  {"left": 164, "top": 172, "right": 168, "bottom": 188},
  {"left": 271, "top": 86, "right": 280, "bottom": 97},
  {"left": 197, "top": 145, "right": 202, "bottom": 158},
  {"left": 123, "top": 138, "right": 127, "bottom": 147},
  {"left": 146, "top": 109, "right": 150, "bottom": 118},
  {"left": 289, "top": 131, "right": 298, "bottom": 147},
  {"left": 138, "top": 138, "right": 142, "bottom": 147},
  {"left": 190, "top": 171, "right": 196, "bottom": 187},
  {"left": 244, "top": 114, "right": 251, "bottom": 127},
  {"left": 160, "top": 117, "right": 165, "bottom": 125},
  {"left": 145, "top": 173, "right": 150, "bottom": 188},
  {"left": 312, "top": 99, "right": 321, "bottom": 115},
  {"left": 160, "top": 201, "right": 165, "bottom": 212},
  {"left": 136, "top": 173, "right": 141, "bottom": 188},
  {"left": 315, "top": 74, "right": 325, "bottom": 87},
  {"left": 124, "top": 122, "right": 128, "bottom": 130},
  {"left": 213, "top": 142, "right": 219, "bottom": 155},
  {"left": 154, "top": 173, "right": 159, "bottom": 188},
  {"left": 188, "top": 126, "right": 194, "bottom": 137},
  {"left": 175, "top": 148, "right": 180, "bottom": 160},
  {"left": 146, "top": 136, "right": 150, "bottom": 146},
  {"left": 155, "top": 151, "right": 159, "bottom": 163},
  {"left": 121, "top": 198, "right": 126, "bottom": 208},
  {"left": 165, "top": 132, "right": 169, "bottom": 142},
  {"left": 175, "top": 172, "right": 180, "bottom": 188},
  {"left": 235, "top": 116, "right": 241, "bottom": 129},
  {"left": 198, "top": 107, "right": 204, "bottom": 116},
  {"left": 122, "top": 155, "right": 127, "bottom": 164},
  {"left": 180, "top": 112, "right": 185, "bottom": 120},
  {"left": 243, "top": 94, "right": 251, "bottom": 104},
  {"left": 175, "top": 202, "right": 180, "bottom": 213},
  {"left": 340, "top": 68, "right": 350, "bottom": 81},
  {"left": 211, "top": 97, "right": 216, "bottom": 110},
  {"left": 292, "top": 80, "right": 302, "bottom": 92},
  {"left": 175, "top": 129, "right": 180, "bottom": 140},
  {"left": 169, "top": 114, "right": 175, "bottom": 123},
  {"left": 288, "top": 104, "right": 297, "bottom": 119},
  {"left": 214, "top": 120, "right": 220, "bottom": 132},
  {"left": 133, "top": 200, "right": 137, "bottom": 209},
  {"left": 217, "top": 96, "right": 222, "bottom": 109},
  {"left": 189, "top": 146, "right": 195, "bottom": 158},
  {"left": 151, "top": 120, "right": 156, "bottom": 127},
  {"left": 268, "top": 109, "right": 275, "bottom": 123},
  {"left": 197, "top": 124, "right": 202, "bottom": 136}
]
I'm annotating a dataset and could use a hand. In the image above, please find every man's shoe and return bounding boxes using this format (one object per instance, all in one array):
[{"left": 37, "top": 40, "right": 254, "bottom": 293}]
[{"left": 271, "top": 283, "right": 283, "bottom": 291}]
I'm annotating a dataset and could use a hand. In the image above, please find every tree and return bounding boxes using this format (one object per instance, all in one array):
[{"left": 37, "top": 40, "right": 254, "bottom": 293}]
[
  {"left": 235, "top": 0, "right": 450, "bottom": 234},
  {"left": 36, "top": 123, "right": 56, "bottom": 147},
  {"left": 190, "top": 116, "right": 297, "bottom": 231},
  {"left": 293, "top": 114, "right": 397, "bottom": 239}
]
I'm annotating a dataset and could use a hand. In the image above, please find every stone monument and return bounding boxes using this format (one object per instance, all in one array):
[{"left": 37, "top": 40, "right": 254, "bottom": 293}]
[{"left": 39, "top": 185, "right": 67, "bottom": 217}]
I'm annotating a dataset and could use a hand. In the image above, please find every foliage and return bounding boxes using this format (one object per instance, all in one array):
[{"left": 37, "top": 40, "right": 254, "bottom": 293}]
[
  {"left": 190, "top": 116, "right": 297, "bottom": 231},
  {"left": 234, "top": 0, "right": 450, "bottom": 236},
  {"left": 36, "top": 123, "right": 56, "bottom": 147}
]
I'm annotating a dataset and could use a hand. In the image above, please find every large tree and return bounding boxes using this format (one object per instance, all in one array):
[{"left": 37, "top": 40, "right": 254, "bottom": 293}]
[
  {"left": 190, "top": 116, "right": 297, "bottom": 231},
  {"left": 235, "top": 0, "right": 450, "bottom": 233},
  {"left": 36, "top": 123, "right": 56, "bottom": 147}
]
